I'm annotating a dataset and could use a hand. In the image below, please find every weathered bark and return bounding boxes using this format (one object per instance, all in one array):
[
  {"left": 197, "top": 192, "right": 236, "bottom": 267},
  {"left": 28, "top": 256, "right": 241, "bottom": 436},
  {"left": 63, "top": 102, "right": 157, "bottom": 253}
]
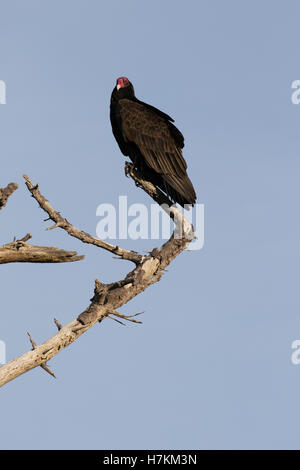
[
  {"left": 0, "top": 182, "right": 18, "bottom": 210},
  {"left": 0, "top": 239, "right": 84, "bottom": 264}
]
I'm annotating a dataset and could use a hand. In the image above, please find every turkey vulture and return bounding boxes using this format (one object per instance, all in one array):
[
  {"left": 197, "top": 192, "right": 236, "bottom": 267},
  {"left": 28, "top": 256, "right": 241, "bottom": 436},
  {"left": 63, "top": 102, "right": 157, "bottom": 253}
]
[{"left": 110, "top": 77, "right": 196, "bottom": 208}]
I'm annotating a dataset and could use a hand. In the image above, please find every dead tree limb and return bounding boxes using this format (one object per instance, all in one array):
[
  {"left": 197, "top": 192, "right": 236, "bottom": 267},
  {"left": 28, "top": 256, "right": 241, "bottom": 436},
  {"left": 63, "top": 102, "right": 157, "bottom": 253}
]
[
  {"left": 0, "top": 165, "right": 195, "bottom": 387},
  {"left": 0, "top": 183, "right": 83, "bottom": 264},
  {"left": 0, "top": 182, "right": 18, "bottom": 210},
  {"left": 0, "top": 233, "right": 84, "bottom": 264},
  {"left": 23, "top": 174, "right": 142, "bottom": 264}
]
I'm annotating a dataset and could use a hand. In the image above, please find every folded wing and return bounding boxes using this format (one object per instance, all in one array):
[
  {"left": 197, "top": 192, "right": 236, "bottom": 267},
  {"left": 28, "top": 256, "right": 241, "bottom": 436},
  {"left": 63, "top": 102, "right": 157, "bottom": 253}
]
[{"left": 119, "top": 99, "right": 196, "bottom": 206}]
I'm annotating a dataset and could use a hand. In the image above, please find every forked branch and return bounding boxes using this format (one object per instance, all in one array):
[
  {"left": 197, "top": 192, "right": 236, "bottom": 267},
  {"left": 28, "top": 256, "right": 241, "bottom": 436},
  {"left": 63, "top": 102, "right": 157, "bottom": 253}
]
[
  {"left": 0, "top": 165, "right": 195, "bottom": 387},
  {"left": 24, "top": 174, "right": 142, "bottom": 264},
  {"left": 0, "top": 183, "right": 83, "bottom": 264}
]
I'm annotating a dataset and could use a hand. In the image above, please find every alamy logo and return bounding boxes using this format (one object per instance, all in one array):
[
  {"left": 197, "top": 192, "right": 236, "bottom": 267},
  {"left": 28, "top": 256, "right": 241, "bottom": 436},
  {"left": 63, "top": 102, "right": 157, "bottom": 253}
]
[
  {"left": 291, "top": 80, "right": 300, "bottom": 104},
  {"left": 291, "top": 340, "right": 300, "bottom": 365},
  {"left": 0, "top": 80, "right": 6, "bottom": 104},
  {"left": 0, "top": 340, "right": 6, "bottom": 365},
  {"left": 96, "top": 196, "right": 204, "bottom": 251}
]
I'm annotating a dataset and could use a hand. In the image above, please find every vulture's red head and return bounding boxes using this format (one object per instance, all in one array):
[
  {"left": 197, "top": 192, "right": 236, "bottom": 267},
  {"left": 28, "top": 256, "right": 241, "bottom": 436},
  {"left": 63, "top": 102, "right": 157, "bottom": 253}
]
[
  {"left": 116, "top": 77, "right": 130, "bottom": 90},
  {"left": 111, "top": 76, "right": 135, "bottom": 103}
]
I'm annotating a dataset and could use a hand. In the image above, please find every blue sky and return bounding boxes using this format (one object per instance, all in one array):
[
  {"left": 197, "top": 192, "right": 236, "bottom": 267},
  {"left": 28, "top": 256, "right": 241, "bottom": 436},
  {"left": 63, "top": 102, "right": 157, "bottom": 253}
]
[{"left": 1, "top": 0, "right": 300, "bottom": 449}]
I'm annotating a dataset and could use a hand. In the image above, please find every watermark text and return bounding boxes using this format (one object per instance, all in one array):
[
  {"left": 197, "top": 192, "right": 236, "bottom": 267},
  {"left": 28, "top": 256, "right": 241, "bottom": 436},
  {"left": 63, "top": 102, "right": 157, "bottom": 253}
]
[
  {"left": 0, "top": 340, "right": 6, "bottom": 365},
  {"left": 96, "top": 196, "right": 204, "bottom": 251},
  {"left": 0, "top": 80, "right": 6, "bottom": 104}
]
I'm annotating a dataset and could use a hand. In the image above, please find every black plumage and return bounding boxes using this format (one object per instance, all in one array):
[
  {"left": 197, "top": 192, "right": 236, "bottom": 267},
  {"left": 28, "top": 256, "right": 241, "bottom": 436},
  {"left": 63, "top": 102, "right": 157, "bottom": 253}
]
[{"left": 110, "top": 77, "right": 196, "bottom": 207}]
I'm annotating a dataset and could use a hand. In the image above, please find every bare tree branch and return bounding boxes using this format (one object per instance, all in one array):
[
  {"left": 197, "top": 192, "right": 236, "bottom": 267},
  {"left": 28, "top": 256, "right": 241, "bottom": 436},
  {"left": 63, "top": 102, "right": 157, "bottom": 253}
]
[
  {"left": 0, "top": 183, "right": 84, "bottom": 264},
  {"left": 0, "top": 182, "right": 18, "bottom": 210},
  {"left": 0, "top": 233, "right": 84, "bottom": 264},
  {"left": 0, "top": 166, "right": 195, "bottom": 387},
  {"left": 27, "top": 332, "right": 56, "bottom": 378},
  {"left": 23, "top": 174, "right": 142, "bottom": 264}
]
